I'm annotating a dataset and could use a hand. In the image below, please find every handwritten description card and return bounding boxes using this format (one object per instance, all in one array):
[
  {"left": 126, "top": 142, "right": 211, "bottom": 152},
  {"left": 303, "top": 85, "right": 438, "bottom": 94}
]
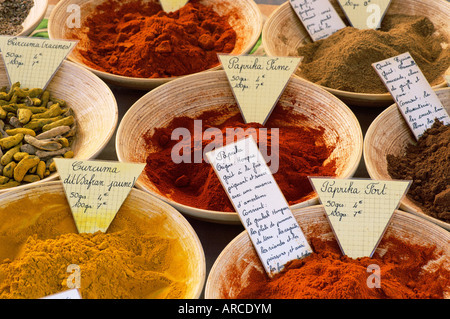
[
  {"left": 289, "top": 0, "right": 346, "bottom": 41},
  {"left": 218, "top": 55, "right": 300, "bottom": 125},
  {"left": 54, "top": 159, "right": 145, "bottom": 234},
  {"left": 206, "top": 136, "right": 312, "bottom": 277},
  {"left": 159, "top": 0, "right": 189, "bottom": 12},
  {"left": 337, "top": 0, "right": 391, "bottom": 29},
  {"left": 0, "top": 36, "right": 77, "bottom": 90},
  {"left": 310, "top": 178, "right": 410, "bottom": 258},
  {"left": 372, "top": 52, "right": 450, "bottom": 139}
]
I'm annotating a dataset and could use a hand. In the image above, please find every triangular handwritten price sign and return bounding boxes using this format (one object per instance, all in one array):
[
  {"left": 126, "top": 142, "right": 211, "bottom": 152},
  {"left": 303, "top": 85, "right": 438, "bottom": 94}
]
[
  {"left": 159, "top": 0, "right": 189, "bottom": 12},
  {"left": 310, "top": 177, "right": 410, "bottom": 258},
  {"left": 372, "top": 52, "right": 450, "bottom": 140},
  {"left": 0, "top": 36, "right": 77, "bottom": 90},
  {"left": 337, "top": 0, "right": 391, "bottom": 29},
  {"left": 206, "top": 136, "right": 313, "bottom": 277},
  {"left": 290, "top": 0, "right": 346, "bottom": 41},
  {"left": 218, "top": 55, "right": 300, "bottom": 125},
  {"left": 54, "top": 158, "right": 145, "bottom": 234}
]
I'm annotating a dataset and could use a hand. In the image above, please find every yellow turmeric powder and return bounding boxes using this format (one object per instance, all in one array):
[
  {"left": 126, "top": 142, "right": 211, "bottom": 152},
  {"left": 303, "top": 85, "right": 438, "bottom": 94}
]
[{"left": 0, "top": 193, "right": 191, "bottom": 299}]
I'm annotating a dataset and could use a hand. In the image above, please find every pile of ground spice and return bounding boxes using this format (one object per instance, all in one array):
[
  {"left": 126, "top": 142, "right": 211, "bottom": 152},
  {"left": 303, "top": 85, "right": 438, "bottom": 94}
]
[
  {"left": 0, "top": 0, "right": 34, "bottom": 35},
  {"left": 0, "top": 193, "right": 191, "bottom": 299},
  {"left": 387, "top": 121, "right": 450, "bottom": 223},
  {"left": 144, "top": 105, "right": 337, "bottom": 212},
  {"left": 233, "top": 236, "right": 449, "bottom": 299},
  {"left": 296, "top": 15, "right": 450, "bottom": 93},
  {"left": 76, "top": 0, "right": 236, "bottom": 78}
]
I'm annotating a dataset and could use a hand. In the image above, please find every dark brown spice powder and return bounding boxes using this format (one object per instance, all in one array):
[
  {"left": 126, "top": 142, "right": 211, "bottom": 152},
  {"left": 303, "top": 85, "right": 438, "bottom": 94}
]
[{"left": 232, "top": 236, "right": 449, "bottom": 299}]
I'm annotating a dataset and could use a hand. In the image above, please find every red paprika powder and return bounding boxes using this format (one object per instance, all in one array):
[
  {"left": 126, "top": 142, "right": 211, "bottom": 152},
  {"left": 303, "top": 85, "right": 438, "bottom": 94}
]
[
  {"left": 74, "top": 0, "right": 237, "bottom": 78},
  {"left": 232, "top": 236, "right": 450, "bottom": 299},
  {"left": 143, "top": 105, "right": 337, "bottom": 212}
]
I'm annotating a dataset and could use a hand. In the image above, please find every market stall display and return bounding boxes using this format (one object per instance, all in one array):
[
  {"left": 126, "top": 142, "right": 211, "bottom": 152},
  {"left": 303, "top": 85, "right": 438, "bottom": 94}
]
[{"left": 115, "top": 70, "right": 363, "bottom": 224}]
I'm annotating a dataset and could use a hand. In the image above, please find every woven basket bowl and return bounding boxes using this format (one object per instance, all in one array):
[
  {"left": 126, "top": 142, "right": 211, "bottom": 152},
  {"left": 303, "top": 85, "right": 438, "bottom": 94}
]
[
  {"left": 262, "top": 0, "right": 450, "bottom": 107},
  {"left": 17, "top": 0, "right": 48, "bottom": 36},
  {"left": 204, "top": 205, "right": 450, "bottom": 299},
  {"left": 0, "top": 181, "right": 206, "bottom": 299},
  {"left": 116, "top": 70, "right": 363, "bottom": 224},
  {"left": 0, "top": 59, "right": 118, "bottom": 194},
  {"left": 48, "top": 0, "right": 263, "bottom": 90},
  {"left": 364, "top": 87, "right": 450, "bottom": 230}
]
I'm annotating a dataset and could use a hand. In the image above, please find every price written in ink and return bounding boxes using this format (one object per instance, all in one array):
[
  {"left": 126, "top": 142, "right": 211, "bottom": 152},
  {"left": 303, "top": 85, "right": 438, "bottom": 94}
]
[
  {"left": 373, "top": 52, "right": 450, "bottom": 139},
  {"left": 290, "top": 0, "right": 346, "bottom": 41},
  {"left": 0, "top": 37, "right": 73, "bottom": 70},
  {"left": 206, "top": 137, "right": 312, "bottom": 276},
  {"left": 224, "top": 56, "right": 293, "bottom": 73},
  {"left": 62, "top": 162, "right": 137, "bottom": 192},
  {"left": 230, "top": 74, "right": 265, "bottom": 92}
]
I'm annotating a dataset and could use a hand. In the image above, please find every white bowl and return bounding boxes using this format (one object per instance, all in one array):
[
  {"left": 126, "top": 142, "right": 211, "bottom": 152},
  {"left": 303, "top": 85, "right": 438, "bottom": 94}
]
[{"left": 116, "top": 70, "right": 363, "bottom": 224}]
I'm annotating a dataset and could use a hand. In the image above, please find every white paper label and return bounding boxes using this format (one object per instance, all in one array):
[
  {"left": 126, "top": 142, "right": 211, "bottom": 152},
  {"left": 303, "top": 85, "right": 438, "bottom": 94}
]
[
  {"left": 0, "top": 36, "right": 77, "bottom": 90},
  {"left": 289, "top": 0, "right": 346, "bottom": 41},
  {"left": 310, "top": 178, "right": 410, "bottom": 258},
  {"left": 206, "top": 136, "right": 313, "bottom": 277},
  {"left": 159, "top": 0, "right": 189, "bottom": 12},
  {"left": 372, "top": 52, "right": 450, "bottom": 139},
  {"left": 218, "top": 55, "right": 300, "bottom": 125}
]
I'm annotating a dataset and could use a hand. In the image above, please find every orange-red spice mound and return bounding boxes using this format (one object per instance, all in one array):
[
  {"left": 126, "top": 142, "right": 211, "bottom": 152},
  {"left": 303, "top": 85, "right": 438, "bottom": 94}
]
[{"left": 235, "top": 236, "right": 450, "bottom": 299}]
